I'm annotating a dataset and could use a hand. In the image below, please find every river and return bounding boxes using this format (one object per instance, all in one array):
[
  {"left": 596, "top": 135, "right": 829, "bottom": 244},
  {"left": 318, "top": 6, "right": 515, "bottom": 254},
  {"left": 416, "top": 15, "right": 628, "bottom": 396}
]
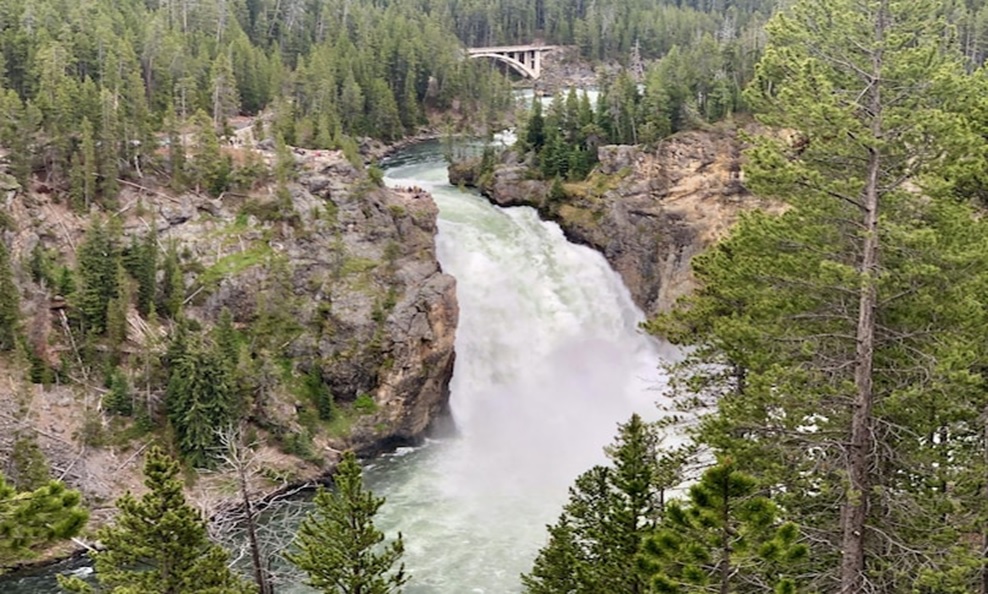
[{"left": 2, "top": 137, "right": 669, "bottom": 594}]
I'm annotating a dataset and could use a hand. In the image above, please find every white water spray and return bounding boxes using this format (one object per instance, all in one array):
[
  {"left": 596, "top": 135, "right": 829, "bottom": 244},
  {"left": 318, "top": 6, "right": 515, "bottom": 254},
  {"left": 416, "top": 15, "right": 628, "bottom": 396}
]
[{"left": 367, "top": 143, "right": 670, "bottom": 593}]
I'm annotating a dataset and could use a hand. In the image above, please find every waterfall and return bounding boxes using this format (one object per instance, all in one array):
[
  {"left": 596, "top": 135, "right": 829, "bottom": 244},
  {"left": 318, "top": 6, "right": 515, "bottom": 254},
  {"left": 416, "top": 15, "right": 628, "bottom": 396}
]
[{"left": 368, "top": 142, "right": 669, "bottom": 593}]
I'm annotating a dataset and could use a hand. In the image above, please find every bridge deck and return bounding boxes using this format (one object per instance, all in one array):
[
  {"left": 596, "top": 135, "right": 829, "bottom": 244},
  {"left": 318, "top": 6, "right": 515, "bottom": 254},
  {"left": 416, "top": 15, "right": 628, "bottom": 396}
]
[{"left": 466, "top": 45, "right": 558, "bottom": 54}]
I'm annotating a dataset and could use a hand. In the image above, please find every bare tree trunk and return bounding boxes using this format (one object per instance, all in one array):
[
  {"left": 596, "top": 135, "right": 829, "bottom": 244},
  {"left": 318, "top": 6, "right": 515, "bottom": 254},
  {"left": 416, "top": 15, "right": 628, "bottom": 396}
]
[
  {"left": 840, "top": 6, "right": 884, "bottom": 589},
  {"left": 218, "top": 427, "right": 272, "bottom": 594},
  {"left": 720, "top": 490, "right": 731, "bottom": 594},
  {"left": 215, "top": 0, "right": 227, "bottom": 43},
  {"left": 238, "top": 461, "right": 270, "bottom": 593},
  {"left": 982, "top": 405, "right": 988, "bottom": 594}
]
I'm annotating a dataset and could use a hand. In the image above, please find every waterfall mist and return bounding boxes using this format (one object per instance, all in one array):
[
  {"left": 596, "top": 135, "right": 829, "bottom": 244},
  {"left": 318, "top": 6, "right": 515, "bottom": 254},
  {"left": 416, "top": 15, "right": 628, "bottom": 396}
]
[{"left": 369, "top": 144, "right": 670, "bottom": 593}]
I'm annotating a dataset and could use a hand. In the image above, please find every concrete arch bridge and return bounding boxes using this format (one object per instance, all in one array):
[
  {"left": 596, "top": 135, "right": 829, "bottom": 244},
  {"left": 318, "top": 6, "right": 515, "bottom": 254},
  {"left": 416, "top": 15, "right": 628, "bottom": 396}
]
[{"left": 466, "top": 44, "right": 559, "bottom": 79}]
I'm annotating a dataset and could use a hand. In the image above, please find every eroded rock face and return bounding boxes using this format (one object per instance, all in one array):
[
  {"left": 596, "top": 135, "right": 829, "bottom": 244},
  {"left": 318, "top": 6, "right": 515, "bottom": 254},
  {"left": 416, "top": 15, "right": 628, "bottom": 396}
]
[
  {"left": 181, "top": 153, "right": 459, "bottom": 453},
  {"left": 2, "top": 149, "right": 457, "bottom": 497},
  {"left": 454, "top": 127, "right": 762, "bottom": 317}
]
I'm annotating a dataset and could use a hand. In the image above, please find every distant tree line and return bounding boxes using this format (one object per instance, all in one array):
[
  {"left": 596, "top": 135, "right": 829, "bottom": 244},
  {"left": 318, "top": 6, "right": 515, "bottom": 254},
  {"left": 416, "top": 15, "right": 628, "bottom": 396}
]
[
  {"left": 0, "top": 0, "right": 513, "bottom": 196},
  {"left": 518, "top": 49, "right": 744, "bottom": 182},
  {"left": 512, "top": 0, "right": 988, "bottom": 184},
  {"left": 404, "top": 0, "right": 774, "bottom": 63}
]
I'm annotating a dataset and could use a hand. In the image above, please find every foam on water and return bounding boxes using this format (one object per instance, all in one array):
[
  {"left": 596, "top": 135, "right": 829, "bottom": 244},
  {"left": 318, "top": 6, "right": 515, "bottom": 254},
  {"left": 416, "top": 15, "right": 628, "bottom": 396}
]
[{"left": 371, "top": 143, "right": 669, "bottom": 593}]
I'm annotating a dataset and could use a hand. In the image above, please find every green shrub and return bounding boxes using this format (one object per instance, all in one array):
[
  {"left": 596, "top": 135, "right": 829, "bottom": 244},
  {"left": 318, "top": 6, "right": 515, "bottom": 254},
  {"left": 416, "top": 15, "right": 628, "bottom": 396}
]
[
  {"left": 103, "top": 369, "right": 134, "bottom": 416},
  {"left": 368, "top": 165, "right": 385, "bottom": 187},
  {"left": 354, "top": 393, "right": 377, "bottom": 415},
  {"left": 303, "top": 367, "right": 335, "bottom": 421}
]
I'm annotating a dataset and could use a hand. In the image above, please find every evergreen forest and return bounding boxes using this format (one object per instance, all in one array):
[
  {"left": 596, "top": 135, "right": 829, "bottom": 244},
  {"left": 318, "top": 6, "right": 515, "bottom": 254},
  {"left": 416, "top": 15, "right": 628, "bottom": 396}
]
[
  {"left": 0, "top": 0, "right": 515, "bottom": 200},
  {"left": 521, "top": 0, "right": 988, "bottom": 593}
]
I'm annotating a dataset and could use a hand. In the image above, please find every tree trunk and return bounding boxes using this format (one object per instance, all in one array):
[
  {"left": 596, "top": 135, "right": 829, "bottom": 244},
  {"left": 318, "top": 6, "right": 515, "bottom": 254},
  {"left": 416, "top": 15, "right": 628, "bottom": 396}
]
[
  {"left": 239, "top": 467, "right": 269, "bottom": 594},
  {"left": 982, "top": 405, "right": 988, "bottom": 594},
  {"left": 840, "top": 5, "right": 884, "bottom": 586},
  {"left": 720, "top": 479, "right": 731, "bottom": 594}
]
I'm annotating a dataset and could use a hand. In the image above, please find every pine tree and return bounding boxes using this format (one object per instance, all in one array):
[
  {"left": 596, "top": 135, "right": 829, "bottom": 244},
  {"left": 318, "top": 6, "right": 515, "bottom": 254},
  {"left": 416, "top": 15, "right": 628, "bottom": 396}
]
[
  {"left": 165, "top": 108, "right": 187, "bottom": 191},
  {"left": 58, "top": 447, "right": 250, "bottom": 593},
  {"left": 519, "top": 515, "right": 582, "bottom": 594},
  {"left": 523, "top": 467, "right": 613, "bottom": 594},
  {"left": 8, "top": 432, "right": 51, "bottom": 491},
  {"left": 213, "top": 308, "right": 240, "bottom": 366},
  {"left": 640, "top": 61, "right": 675, "bottom": 142},
  {"left": 192, "top": 110, "right": 230, "bottom": 196},
  {"left": 0, "top": 475, "right": 87, "bottom": 567},
  {"left": 158, "top": 242, "right": 184, "bottom": 319},
  {"left": 650, "top": 0, "right": 988, "bottom": 588},
  {"left": 522, "top": 414, "right": 685, "bottom": 594},
  {"left": 166, "top": 335, "right": 237, "bottom": 468},
  {"left": 0, "top": 240, "right": 20, "bottom": 351},
  {"left": 103, "top": 368, "right": 133, "bottom": 417},
  {"left": 76, "top": 218, "right": 120, "bottom": 336},
  {"left": 211, "top": 50, "right": 240, "bottom": 127},
  {"left": 123, "top": 232, "right": 158, "bottom": 318},
  {"left": 524, "top": 97, "right": 545, "bottom": 152},
  {"left": 547, "top": 177, "right": 567, "bottom": 206},
  {"left": 286, "top": 450, "right": 408, "bottom": 594},
  {"left": 69, "top": 151, "right": 86, "bottom": 212},
  {"left": 97, "top": 89, "right": 120, "bottom": 203},
  {"left": 105, "top": 264, "right": 131, "bottom": 353},
  {"left": 746, "top": 1, "right": 982, "bottom": 591},
  {"left": 0, "top": 90, "right": 34, "bottom": 188},
  {"left": 28, "top": 243, "right": 53, "bottom": 288},
  {"left": 642, "top": 461, "right": 807, "bottom": 594},
  {"left": 79, "top": 117, "right": 97, "bottom": 209},
  {"left": 366, "top": 79, "right": 402, "bottom": 141}
]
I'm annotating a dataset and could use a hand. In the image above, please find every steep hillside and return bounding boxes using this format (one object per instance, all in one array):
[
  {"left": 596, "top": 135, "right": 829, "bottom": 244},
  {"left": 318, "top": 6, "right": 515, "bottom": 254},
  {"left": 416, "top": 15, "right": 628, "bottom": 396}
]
[{"left": 0, "top": 143, "right": 456, "bottom": 536}]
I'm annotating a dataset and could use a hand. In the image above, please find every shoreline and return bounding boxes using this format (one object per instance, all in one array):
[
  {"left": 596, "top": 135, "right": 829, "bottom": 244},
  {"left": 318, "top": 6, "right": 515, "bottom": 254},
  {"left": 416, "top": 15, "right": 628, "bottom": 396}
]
[
  {"left": 362, "top": 131, "right": 442, "bottom": 164},
  {"left": 1, "top": 433, "right": 437, "bottom": 578},
  {"left": 3, "top": 414, "right": 453, "bottom": 578}
]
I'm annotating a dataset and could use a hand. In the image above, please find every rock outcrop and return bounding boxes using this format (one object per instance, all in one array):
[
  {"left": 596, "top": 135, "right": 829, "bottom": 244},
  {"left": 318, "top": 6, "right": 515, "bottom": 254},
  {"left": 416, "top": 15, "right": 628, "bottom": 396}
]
[
  {"left": 0, "top": 147, "right": 456, "bottom": 510},
  {"left": 185, "top": 152, "right": 459, "bottom": 452},
  {"left": 451, "top": 125, "right": 764, "bottom": 317}
]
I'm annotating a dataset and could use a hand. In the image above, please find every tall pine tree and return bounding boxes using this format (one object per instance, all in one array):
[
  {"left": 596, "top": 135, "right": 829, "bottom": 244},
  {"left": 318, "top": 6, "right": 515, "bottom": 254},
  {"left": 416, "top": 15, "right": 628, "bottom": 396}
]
[
  {"left": 651, "top": 0, "right": 988, "bottom": 590},
  {"left": 286, "top": 450, "right": 408, "bottom": 594},
  {"left": 75, "top": 218, "right": 120, "bottom": 336},
  {"left": 59, "top": 447, "right": 249, "bottom": 593},
  {"left": 522, "top": 414, "right": 686, "bottom": 594},
  {"left": 166, "top": 334, "right": 238, "bottom": 468},
  {"left": 0, "top": 240, "right": 19, "bottom": 351}
]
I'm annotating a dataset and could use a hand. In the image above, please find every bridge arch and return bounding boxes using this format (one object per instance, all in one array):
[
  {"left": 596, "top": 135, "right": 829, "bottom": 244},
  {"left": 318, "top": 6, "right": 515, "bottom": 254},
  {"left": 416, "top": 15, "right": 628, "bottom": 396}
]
[{"left": 468, "top": 52, "right": 536, "bottom": 79}]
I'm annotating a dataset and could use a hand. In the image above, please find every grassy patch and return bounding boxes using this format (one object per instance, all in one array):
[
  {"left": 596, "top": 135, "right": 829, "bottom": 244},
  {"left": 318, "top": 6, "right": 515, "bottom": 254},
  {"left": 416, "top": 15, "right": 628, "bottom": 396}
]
[
  {"left": 354, "top": 393, "right": 378, "bottom": 414},
  {"left": 324, "top": 408, "right": 358, "bottom": 439},
  {"left": 320, "top": 200, "right": 339, "bottom": 225},
  {"left": 321, "top": 396, "right": 379, "bottom": 439},
  {"left": 198, "top": 244, "right": 275, "bottom": 288},
  {"left": 340, "top": 256, "right": 378, "bottom": 276},
  {"left": 558, "top": 204, "right": 601, "bottom": 229}
]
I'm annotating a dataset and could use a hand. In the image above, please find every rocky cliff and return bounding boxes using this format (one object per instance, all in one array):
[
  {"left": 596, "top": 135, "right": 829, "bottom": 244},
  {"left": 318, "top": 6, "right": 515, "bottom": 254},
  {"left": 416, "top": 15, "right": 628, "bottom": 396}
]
[
  {"left": 0, "top": 147, "right": 456, "bottom": 517},
  {"left": 450, "top": 126, "right": 767, "bottom": 317}
]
